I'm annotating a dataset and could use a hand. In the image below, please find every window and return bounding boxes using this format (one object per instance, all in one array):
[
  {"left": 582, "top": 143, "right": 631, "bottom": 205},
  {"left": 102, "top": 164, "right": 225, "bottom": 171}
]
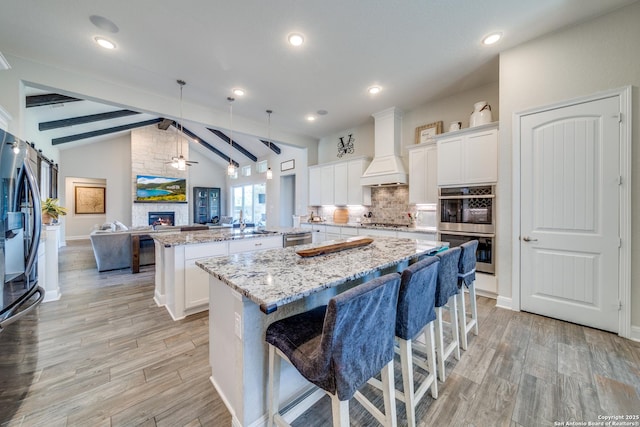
[
  {"left": 232, "top": 183, "right": 267, "bottom": 225},
  {"left": 241, "top": 165, "right": 252, "bottom": 177},
  {"left": 256, "top": 160, "right": 268, "bottom": 174}
]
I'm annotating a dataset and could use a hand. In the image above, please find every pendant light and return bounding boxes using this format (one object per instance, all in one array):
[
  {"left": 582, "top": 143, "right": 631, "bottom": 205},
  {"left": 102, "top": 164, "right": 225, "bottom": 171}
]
[
  {"left": 169, "top": 79, "right": 198, "bottom": 170},
  {"left": 227, "top": 96, "right": 236, "bottom": 177},
  {"left": 265, "top": 109, "right": 273, "bottom": 180}
]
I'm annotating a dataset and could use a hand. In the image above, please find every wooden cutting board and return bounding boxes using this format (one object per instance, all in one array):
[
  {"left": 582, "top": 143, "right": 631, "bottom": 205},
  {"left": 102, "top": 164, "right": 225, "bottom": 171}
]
[
  {"left": 333, "top": 208, "right": 349, "bottom": 224},
  {"left": 296, "top": 237, "right": 373, "bottom": 257}
]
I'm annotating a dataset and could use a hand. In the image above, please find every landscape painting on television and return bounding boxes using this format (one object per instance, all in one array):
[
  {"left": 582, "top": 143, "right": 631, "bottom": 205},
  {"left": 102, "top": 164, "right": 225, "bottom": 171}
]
[{"left": 135, "top": 175, "right": 187, "bottom": 202}]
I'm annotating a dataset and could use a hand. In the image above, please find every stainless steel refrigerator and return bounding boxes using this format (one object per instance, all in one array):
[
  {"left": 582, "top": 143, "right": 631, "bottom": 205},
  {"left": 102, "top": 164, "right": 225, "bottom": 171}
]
[{"left": 0, "top": 129, "right": 43, "bottom": 333}]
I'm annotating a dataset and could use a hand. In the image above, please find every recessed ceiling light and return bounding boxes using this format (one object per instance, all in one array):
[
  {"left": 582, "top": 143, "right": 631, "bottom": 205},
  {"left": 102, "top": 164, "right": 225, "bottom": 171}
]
[
  {"left": 94, "top": 37, "right": 116, "bottom": 49},
  {"left": 306, "top": 115, "right": 316, "bottom": 122},
  {"left": 368, "top": 86, "right": 382, "bottom": 95},
  {"left": 288, "top": 33, "right": 305, "bottom": 47},
  {"left": 317, "top": 109, "right": 328, "bottom": 116},
  {"left": 482, "top": 32, "right": 502, "bottom": 46},
  {"left": 232, "top": 88, "right": 245, "bottom": 96}
]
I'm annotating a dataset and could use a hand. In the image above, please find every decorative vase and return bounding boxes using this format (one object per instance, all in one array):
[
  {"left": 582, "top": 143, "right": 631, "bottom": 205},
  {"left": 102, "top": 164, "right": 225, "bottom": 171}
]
[
  {"left": 470, "top": 101, "right": 492, "bottom": 127},
  {"left": 42, "top": 212, "right": 53, "bottom": 225}
]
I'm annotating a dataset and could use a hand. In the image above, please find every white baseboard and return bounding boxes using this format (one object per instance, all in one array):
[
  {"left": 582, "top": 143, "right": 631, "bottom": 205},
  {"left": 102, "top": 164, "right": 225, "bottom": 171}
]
[
  {"left": 630, "top": 325, "right": 640, "bottom": 342},
  {"left": 42, "top": 289, "right": 61, "bottom": 303},
  {"left": 495, "top": 296, "right": 513, "bottom": 310}
]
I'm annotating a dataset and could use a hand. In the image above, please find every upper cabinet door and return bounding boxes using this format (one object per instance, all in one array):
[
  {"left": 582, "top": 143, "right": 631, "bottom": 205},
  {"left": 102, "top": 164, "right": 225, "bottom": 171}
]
[
  {"left": 436, "top": 123, "right": 498, "bottom": 186},
  {"left": 309, "top": 167, "right": 322, "bottom": 206},
  {"left": 437, "top": 136, "right": 464, "bottom": 186},
  {"left": 333, "top": 162, "right": 348, "bottom": 206}
]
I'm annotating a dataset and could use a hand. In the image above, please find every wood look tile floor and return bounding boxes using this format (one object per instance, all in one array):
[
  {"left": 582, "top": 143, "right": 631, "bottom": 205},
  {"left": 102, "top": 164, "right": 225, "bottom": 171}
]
[{"left": 1, "top": 240, "right": 639, "bottom": 426}]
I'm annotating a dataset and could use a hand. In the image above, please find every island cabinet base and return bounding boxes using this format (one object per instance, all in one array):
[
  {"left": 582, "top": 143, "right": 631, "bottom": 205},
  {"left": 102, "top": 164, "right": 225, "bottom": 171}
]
[{"left": 209, "top": 275, "right": 360, "bottom": 426}]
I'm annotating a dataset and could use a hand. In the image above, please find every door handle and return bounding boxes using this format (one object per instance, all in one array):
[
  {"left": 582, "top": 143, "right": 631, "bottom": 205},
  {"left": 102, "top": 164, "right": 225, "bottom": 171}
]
[{"left": 522, "top": 236, "right": 538, "bottom": 242}]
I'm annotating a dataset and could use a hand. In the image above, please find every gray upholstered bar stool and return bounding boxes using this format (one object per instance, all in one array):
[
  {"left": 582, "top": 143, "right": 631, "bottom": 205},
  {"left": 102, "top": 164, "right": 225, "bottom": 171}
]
[
  {"left": 373, "top": 256, "right": 440, "bottom": 427},
  {"left": 265, "top": 273, "right": 401, "bottom": 427},
  {"left": 434, "top": 246, "right": 462, "bottom": 382},
  {"left": 457, "top": 240, "right": 479, "bottom": 351}
]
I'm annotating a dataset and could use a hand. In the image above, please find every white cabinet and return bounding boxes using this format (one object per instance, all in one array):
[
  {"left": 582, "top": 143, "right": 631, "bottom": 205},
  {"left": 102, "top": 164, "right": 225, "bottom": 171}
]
[
  {"left": 229, "top": 236, "right": 282, "bottom": 254},
  {"left": 437, "top": 123, "right": 498, "bottom": 186},
  {"left": 309, "top": 167, "right": 322, "bottom": 206},
  {"left": 184, "top": 242, "right": 228, "bottom": 310},
  {"left": 158, "top": 235, "right": 284, "bottom": 320},
  {"left": 408, "top": 143, "right": 437, "bottom": 204},
  {"left": 333, "top": 162, "right": 349, "bottom": 206},
  {"left": 359, "top": 228, "right": 396, "bottom": 238},
  {"left": 325, "top": 225, "right": 342, "bottom": 241},
  {"left": 308, "top": 157, "right": 371, "bottom": 206},
  {"left": 347, "top": 159, "right": 371, "bottom": 205},
  {"left": 320, "top": 165, "right": 335, "bottom": 205},
  {"left": 397, "top": 230, "right": 436, "bottom": 241}
]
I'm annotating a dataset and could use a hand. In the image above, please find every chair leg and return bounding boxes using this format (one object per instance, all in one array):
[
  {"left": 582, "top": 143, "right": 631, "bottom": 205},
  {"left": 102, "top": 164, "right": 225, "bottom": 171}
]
[
  {"left": 380, "top": 360, "right": 398, "bottom": 427},
  {"left": 267, "top": 344, "right": 281, "bottom": 427},
  {"left": 434, "top": 306, "right": 446, "bottom": 382},
  {"left": 424, "top": 322, "right": 438, "bottom": 399},
  {"left": 457, "top": 289, "right": 468, "bottom": 350},
  {"left": 448, "top": 295, "right": 461, "bottom": 361},
  {"left": 330, "top": 394, "right": 350, "bottom": 427},
  {"left": 398, "top": 338, "right": 416, "bottom": 427},
  {"left": 469, "top": 284, "right": 479, "bottom": 335}
]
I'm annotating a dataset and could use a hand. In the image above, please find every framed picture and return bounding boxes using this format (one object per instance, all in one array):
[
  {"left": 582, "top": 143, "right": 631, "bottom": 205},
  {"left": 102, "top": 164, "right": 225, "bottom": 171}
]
[
  {"left": 280, "top": 159, "right": 295, "bottom": 171},
  {"left": 415, "top": 121, "right": 443, "bottom": 144},
  {"left": 75, "top": 186, "right": 106, "bottom": 214}
]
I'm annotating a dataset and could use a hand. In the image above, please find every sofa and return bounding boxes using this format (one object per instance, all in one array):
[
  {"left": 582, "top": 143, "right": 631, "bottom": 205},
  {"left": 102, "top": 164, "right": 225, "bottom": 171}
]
[{"left": 89, "top": 224, "right": 212, "bottom": 272}]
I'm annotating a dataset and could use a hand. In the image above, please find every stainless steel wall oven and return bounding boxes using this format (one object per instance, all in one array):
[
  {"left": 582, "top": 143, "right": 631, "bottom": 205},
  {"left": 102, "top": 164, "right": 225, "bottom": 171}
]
[{"left": 438, "top": 185, "right": 495, "bottom": 274}]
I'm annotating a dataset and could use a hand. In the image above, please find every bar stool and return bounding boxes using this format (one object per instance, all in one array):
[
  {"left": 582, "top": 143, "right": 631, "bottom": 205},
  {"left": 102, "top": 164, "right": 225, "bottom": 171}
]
[
  {"left": 457, "top": 240, "right": 479, "bottom": 351},
  {"left": 266, "top": 273, "right": 401, "bottom": 427},
  {"left": 434, "top": 246, "right": 462, "bottom": 382},
  {"left": 391, "top": 257, "right": 440, "bottom": 427}
]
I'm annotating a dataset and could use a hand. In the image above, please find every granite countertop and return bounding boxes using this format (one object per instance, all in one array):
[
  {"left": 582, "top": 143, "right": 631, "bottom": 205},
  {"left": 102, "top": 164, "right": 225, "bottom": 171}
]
[
  {"left": 151, "top": 227, "right": 308, "bottom": 247},
  {"left": 196, "top": 236, "right": 445, "bottom": 313},
  {"left": 303, "top": 221, "right": 437, "bottom": 234}
]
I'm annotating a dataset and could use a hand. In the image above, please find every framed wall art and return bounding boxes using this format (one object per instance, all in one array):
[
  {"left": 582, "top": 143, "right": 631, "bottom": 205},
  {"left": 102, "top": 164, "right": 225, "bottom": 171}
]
[
  {"left": 280, "top": 159, "right": 295, "bottom": 171},
  {"left": 415, "top": 121, "right": 443, "bottom": 144},
  {"left": 75, "top": 186, "right": 106, "bottom": 214}
]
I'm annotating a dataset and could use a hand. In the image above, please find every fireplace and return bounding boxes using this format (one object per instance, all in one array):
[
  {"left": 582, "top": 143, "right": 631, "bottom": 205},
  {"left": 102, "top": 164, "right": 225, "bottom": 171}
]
[{"left": 149, "top": 211, "right": 175, "bottom": 226}]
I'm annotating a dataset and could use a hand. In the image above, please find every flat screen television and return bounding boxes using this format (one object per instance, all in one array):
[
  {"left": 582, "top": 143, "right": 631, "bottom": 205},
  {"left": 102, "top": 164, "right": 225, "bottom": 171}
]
[{"left": 135, "top": 175, "right": 187, "bottom": 202}]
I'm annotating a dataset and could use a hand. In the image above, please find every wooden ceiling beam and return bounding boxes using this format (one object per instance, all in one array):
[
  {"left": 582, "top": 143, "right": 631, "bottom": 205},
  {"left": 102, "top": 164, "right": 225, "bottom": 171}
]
[
  {"left": 259, "top": 139, "right": 282, "bottom": 155},
  {"left": 39, "top": 109, "right": 140, "bottom": 131},
  {"left": 51, "top": 118, "right": 162, "bottom": 145},
  {"left": 174, "top": 124, "right": 239, "bottom": 167},
  {"left": 26, "top": 93, "right": 82, "bottom": 108},
  {"left": 207, "top": 128, "right": 258, "bottom": 162}
]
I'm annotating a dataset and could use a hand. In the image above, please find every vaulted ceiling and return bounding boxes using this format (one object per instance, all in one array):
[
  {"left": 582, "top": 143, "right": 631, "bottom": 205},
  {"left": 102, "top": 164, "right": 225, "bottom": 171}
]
[{"left": 1, "top": 0, "right": 636, "bottom": 167}]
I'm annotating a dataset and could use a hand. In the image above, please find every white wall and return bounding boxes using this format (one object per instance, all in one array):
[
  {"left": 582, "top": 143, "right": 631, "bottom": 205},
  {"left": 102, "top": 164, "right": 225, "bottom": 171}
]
[
  {"left": 316, "top": 82, "right": 499, "bottom": 169},
  {"left": 227, "top": 143, "right": 309, "bottom": 227},
  {"left": 59, "top": 134, "right": 131, "bottom": 239},
  {"left": 498, "top": 1, "right": 640, "bottom": 326},
  {"left": 0, "top": 54, "right": 318, "bottom": 151}
]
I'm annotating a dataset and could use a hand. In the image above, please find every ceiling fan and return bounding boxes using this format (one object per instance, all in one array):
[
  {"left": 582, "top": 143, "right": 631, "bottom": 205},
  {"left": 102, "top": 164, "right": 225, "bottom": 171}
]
[{"left": 166, "top": 79, "right": 198, "bottom": 170}]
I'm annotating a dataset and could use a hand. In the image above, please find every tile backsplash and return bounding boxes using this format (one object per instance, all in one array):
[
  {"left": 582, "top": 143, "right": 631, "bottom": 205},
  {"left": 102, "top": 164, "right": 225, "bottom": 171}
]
[{"left": 310, "top": 185, "right": 436, "bottom": 226}]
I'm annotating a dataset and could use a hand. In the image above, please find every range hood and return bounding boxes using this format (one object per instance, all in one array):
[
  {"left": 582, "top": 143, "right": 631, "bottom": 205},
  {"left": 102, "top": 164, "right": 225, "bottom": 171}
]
[{"left": 360, "top": 107, "right": 408, "bottom": 186}]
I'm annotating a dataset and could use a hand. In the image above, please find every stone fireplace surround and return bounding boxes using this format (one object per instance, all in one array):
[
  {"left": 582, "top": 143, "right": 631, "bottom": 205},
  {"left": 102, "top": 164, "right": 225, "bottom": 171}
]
[{"left": 131, "top": 127, "right": 189, "bottom": 227}]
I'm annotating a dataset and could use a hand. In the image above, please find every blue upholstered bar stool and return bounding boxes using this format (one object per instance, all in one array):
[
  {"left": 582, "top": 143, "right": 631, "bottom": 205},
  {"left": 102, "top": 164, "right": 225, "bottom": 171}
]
[
  {"left": 266, "top": 273, "right": 401, "bottom": 427},
  {"left": 367, "top": 257, "right": 440, "bottom": 427},
  {"left": 457, "top": 240, "right": 479, "bottom": 350},
  {"left": 393, "top": 257, "right": 440, "bottom": 427},
  {"left": 434, "top": 246, "right": 462, "bottom": 382}
]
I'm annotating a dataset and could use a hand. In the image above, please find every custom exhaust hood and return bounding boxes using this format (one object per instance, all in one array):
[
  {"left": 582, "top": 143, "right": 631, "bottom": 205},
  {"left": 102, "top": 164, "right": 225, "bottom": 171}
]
[{"left": 360, "top": 107, "right": 408, "bottom": 186}]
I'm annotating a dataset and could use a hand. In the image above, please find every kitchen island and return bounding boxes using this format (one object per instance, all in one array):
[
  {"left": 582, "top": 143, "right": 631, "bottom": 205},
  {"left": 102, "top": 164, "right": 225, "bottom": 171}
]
[
  {"left": 196, "top": 236, "right": 446, "bottom": 427},
  {"left": 152, "top": 227, "right": 306, "bottom": 320}
]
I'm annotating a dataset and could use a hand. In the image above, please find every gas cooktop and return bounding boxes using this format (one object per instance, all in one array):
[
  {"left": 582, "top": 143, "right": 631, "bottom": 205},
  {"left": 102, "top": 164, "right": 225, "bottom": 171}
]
[{"left": 364, "top": 222, "right": 411, "bottom": 228}]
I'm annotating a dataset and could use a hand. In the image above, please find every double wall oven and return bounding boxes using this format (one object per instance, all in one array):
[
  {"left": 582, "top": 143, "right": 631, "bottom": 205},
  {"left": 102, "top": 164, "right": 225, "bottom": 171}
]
[{"left": 438, "top": 185, "right": 495, "bottom": 274}]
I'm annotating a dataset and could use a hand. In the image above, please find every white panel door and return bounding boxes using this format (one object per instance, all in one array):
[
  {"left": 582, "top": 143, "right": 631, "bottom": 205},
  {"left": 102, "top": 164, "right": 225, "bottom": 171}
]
[{"left": 520, "top": 96, "right": 620, "bottom": 332}]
